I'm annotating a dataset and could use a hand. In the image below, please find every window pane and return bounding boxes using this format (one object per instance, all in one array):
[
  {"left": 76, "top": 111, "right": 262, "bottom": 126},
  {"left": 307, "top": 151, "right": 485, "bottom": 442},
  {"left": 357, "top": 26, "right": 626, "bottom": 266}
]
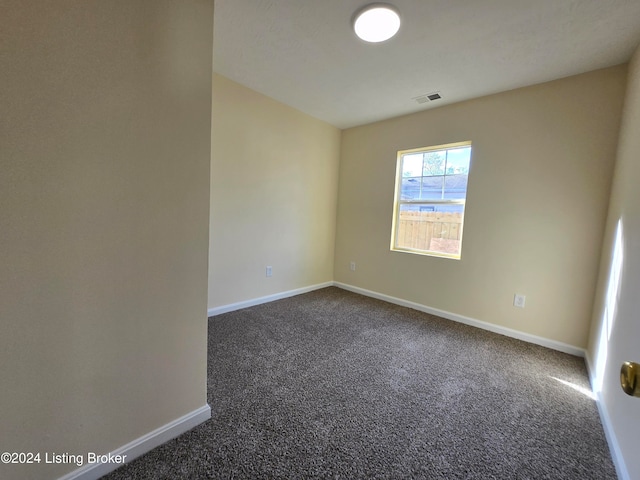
[
  {"left": 443, "top": 174, "right": 468, "bottom": 199},
  {"left": 400, "top": 177, "right": 421, "bottom": 200},
  {"left": 423, "top": 151, "right": 445, "bottom": 176},
  {"left": 402, "top": 153, "right": 423, "bottom": 177},
  {"left": 396, "top": 203, "right": 464, "bottom": 255},
  {"left": 445, "top": 147, "right": 471, "bottom": 174},
  {"left": 421, "top": 175, "right": 444, "bottom": 199}
]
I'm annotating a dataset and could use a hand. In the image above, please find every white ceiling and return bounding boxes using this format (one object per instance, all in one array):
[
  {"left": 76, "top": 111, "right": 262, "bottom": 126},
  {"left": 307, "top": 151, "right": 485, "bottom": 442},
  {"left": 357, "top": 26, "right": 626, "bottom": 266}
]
[{"left": 213, "top": 0, "right": 640, "bottom": 129}]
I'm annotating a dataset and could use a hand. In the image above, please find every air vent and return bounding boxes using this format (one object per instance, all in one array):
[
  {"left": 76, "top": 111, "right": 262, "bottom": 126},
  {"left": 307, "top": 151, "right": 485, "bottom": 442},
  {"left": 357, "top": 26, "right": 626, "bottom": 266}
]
[{"left": 412, "top": 92, "right": 442, "bottom": 104}]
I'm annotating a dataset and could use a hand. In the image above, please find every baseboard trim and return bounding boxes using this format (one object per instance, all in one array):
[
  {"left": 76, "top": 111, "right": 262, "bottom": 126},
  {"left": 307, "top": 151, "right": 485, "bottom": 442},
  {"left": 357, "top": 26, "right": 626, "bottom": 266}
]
[
  {"left": 58, "top": 404, "right": 211, "bottom": 480},
  {"left": 584, "top": 355, "right": 629, "bottom": 480},
  {"left": 334, "top": 282, "right": 586, "bottom": 357},
  {"left": 209, "top": 280, "right": 587, "bottom": 356},
  {"left": 207, "top": 281, "right": 334, "bottom": 317}
]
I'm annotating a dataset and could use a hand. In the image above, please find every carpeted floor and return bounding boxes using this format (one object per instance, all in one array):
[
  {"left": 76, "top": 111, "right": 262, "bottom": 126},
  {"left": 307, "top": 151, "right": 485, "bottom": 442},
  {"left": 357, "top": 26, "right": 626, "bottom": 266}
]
[{"left": 104, "top": 287, "right": 616, "bottom": 479}]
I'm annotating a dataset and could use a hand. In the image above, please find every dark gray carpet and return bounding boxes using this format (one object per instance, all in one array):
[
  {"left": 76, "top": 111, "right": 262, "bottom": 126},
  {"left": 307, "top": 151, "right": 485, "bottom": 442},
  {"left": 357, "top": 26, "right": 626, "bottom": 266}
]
[{"left": 104, "top": 287, "right": 616, "bottom": 479}]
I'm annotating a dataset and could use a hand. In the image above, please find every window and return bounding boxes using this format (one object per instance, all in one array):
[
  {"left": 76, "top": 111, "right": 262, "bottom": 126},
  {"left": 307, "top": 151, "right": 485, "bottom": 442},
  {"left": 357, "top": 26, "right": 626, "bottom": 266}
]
[{"left": 391, "top": 141, "right": 472, "bottom": 259}]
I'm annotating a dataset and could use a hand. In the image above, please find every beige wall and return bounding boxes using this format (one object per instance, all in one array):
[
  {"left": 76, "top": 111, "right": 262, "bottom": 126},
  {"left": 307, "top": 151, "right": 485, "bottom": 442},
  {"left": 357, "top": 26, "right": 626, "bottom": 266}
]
[
  {"left": 0, "top": 2, "right": 213, "bottom": 479},
  {"left": 209, "top": 74, "right": 341, "bottom": 308},
  {"left": 335, "top": 66, "right": 627, "bottom": 349},
  {"left": 588, "top": 44, "right": 640, "bottom": 478}
]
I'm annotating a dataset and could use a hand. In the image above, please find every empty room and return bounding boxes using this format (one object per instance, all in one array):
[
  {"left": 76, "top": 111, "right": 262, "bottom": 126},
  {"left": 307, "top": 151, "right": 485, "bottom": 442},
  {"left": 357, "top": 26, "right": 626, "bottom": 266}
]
[{"left": 2, "top": 1, "right": 640, "bottom": 479}]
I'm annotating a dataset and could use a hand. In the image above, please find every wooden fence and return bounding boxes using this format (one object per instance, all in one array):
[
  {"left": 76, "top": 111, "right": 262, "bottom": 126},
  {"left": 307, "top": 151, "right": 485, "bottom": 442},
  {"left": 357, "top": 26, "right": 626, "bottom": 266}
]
[{"left": 397, "top": 211, "right": 463, "bottom": 254}]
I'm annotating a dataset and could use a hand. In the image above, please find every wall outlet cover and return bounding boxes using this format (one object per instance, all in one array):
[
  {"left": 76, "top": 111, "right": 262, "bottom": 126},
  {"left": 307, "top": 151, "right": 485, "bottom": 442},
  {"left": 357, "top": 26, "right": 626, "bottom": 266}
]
[{"left": 514, "top": 294, "right": 526, "bottom": 308}]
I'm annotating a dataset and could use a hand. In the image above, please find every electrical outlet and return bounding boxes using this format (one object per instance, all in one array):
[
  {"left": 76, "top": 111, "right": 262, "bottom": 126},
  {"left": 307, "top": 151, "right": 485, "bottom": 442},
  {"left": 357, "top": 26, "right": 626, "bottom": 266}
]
[
  {"left": 513, "top": 294, "right": 526, "bottom": 308},
  {"left": 266, "top": 266, "right": 272, "bottom": 277},
  {"left": 350, "top": 261, "right": 356, "bottom": 271}
]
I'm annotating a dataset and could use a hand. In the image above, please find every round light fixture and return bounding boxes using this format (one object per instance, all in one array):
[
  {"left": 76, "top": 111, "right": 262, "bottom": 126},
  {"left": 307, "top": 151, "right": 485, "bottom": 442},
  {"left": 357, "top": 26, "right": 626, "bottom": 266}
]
[{"left": 353, "top": 3, "right": 401, "bottom": 43}]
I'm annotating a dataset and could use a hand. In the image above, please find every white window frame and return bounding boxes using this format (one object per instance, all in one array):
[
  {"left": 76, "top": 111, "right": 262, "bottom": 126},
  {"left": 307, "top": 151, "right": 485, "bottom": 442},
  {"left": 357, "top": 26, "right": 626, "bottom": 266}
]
[{"left": 390, "top": 141, "right": 472, "bottom": 259}]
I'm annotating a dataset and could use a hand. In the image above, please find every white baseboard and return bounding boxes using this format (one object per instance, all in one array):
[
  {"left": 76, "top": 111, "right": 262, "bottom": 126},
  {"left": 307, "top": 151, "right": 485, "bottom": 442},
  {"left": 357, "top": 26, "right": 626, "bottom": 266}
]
[
  {"left": 210, "top": 280, "right": 587, "bottom": 357},
  {"left": 584, "top": 355, "right": 629, "bottom": 480},
  {"left": 334, "top": 282, "right": 586, "bottom": 357},
  {"left": 207, "top": 281, "right": 334, "bottom": 317},
  {"left": 58, "top": 404, "right": 211, "bottom": 480}
]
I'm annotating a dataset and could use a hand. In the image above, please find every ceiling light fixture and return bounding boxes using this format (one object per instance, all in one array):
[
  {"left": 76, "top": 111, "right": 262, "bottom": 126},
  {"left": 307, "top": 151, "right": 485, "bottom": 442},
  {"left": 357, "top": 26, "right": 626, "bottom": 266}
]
[{"left": 353, "top": 3, "right": 401, "bottom": 43}]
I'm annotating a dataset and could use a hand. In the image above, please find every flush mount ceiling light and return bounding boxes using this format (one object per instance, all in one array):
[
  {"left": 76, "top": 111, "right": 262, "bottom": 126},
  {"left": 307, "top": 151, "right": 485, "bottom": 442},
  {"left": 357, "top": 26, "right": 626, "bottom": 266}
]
[{"left": 353, "top": 3, "right": 401, "bottom": 43}]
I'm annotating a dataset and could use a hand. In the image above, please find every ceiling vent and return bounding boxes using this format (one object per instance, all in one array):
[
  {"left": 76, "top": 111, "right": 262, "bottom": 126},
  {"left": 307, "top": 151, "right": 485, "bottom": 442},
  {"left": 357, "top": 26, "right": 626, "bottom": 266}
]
[{"left": 413, "top": 92, "right": 442, "bottom": 104}]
